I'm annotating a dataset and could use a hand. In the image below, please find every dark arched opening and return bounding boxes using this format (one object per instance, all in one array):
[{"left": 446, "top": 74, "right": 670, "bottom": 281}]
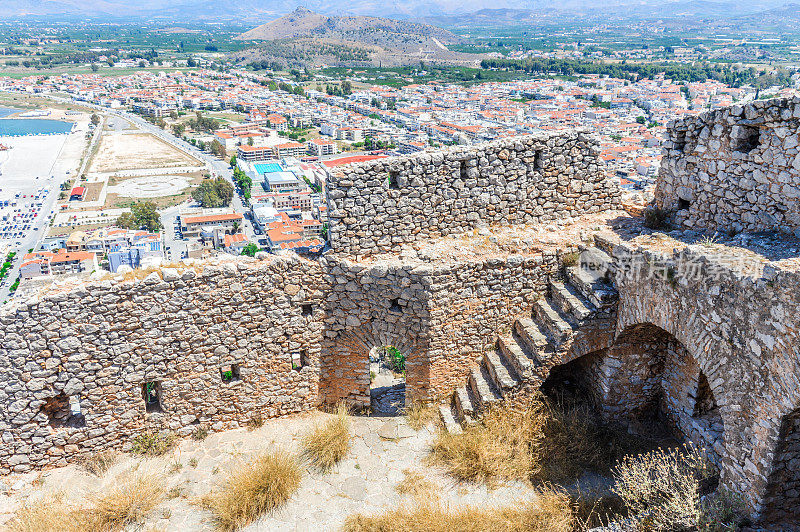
[
  {"left": 590, "top": 322, "right": 726, "bottom": 461},
  {"left": 761, "top": 408, "right": 800, "bottom": 525}
]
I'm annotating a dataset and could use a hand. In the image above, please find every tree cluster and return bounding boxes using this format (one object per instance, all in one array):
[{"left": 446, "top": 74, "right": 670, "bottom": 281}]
[
  {"left": 116, "top": 201, "right": 163, "bottom": 233},
  {"left": 192, "top": 177, "right": 234, "bottom": 208}
]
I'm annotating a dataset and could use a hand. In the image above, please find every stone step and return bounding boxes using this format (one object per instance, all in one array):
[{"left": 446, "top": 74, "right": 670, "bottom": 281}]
[
  {"left": 469, "top": 366, "right": 502, "bottom": 409},
  {"left": 513, "top": 318, "right": 555, "bottom": 365},
  {"left": 497, "top": 334, "right": 538, "bottom": 380},
  {"left": 438, "top": 404, "right": 462, "bottom": 434},
  {"left": 533, "top": 297, "right": 575, "bottom": 347},
  {"left": 565, "top": 266, "right": 618, "bottom": 309},
  {"left": 484, "top": 350, "right": 520, "bottom": 392},
  {"left": 549, "top": 279, "right": 597, "bottom": 322},
  {"left": 591, "top": 235, "right": 617, "bottom": 261},
  {"left": 453, "top": 384, "right": 476, "bottom": 422}
]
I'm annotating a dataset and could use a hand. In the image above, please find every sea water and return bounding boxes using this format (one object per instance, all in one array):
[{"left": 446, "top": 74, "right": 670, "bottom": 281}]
[{"left": 0, "top": 107, "right": 73, "bottom": 136}]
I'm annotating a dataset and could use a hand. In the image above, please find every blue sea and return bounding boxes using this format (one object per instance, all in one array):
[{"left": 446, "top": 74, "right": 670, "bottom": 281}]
[{"left": 0, "top": 107, "right": 73, "bottom": 136}]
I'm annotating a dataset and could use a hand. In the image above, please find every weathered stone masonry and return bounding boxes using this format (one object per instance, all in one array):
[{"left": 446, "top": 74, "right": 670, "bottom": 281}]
[
  {"left": 0, "top": 247, "right": 563, "bottom": 474},
  {"left": 657, "top": 96, "right": 800, "bottom": 236},
  {"left": 327, "top": 131, "right": 620, "bottom": 255}
]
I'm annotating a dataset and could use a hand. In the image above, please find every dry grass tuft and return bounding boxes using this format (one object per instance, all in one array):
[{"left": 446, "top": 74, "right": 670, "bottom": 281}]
[
  {"left": 5, "top": 493, "right": 84, "bottom": 532},
  {"left": 200, "top": 451, "right": 302, "bottom": 531},
  {"left": 343, "top": 487, "right": 575, "bottom": 532},
  {"left": 396, "top": 469, "right": 437, "bottom": 502},
  {"left": 86, "top": 471, "right": 166, "bottom": 530},
  {"left": 431, "top": 394, "right": 648, "bottom": 485},
  {"left": 301, "top": 403, "right": 351, "bottom": 472},
  {"left": 403, "top": 402, "right": 437, "bottom": 431},
  {"left": 6, "top": 472, "right": 165, "bottom": 532},
  {"left": 80, "top": 449, "right": 118, "bottom": 476}
]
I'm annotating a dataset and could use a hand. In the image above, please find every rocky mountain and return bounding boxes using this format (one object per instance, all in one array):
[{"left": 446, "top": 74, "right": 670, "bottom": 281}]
[
  {"left": 233, "top": 7, "right": 477, "bottom": 68},
  {"left": 236, "top": 7, "right": 462, "bottom": 43}
]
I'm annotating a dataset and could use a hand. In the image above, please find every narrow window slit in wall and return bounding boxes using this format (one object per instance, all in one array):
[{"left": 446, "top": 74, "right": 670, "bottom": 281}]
[
  {"left": 533, "top": 150, "right": 541, "bottom": 169},
  {"left": 142, "top": 381, "right": 163, "bottom": 413},
  {"left": 460, "top": 160, "right": 468, "bottom": 179},
  {"left": 41, "top": 393, "right": 86, "bottom": 429},
  {"left": 387, "top": 171, "right": 400, "bottom": 190},
  {"left": 220, "top": 364, "right": 241, "bottom": 383},
  {"left": 291, "top": 351, "right": 308, "bottom": 371},
  {"left": 674, "top": 131, "right": 687, "bottom": 152}
]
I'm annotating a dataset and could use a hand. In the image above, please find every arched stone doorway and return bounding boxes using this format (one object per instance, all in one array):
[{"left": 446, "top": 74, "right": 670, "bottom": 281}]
[
  {"left": 761, "top": 407, "right": 800, "bottom": 525},
  {"left": 590, "top": 322, "right": 726, "bottom": 464},
  {"left": 320, "top": 320, "right": 428, "bottom": 412},
  {"left": 369, "top": 345, "right": 406, "bottom": 416}
]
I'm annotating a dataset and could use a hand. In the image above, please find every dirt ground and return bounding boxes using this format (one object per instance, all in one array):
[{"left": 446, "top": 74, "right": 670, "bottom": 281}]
[
  {"left": 89, "top": 133, "right": 200, "bottom": 173},
  {"left": 0, "top": 411, "right": 539, "bottom": 531}
]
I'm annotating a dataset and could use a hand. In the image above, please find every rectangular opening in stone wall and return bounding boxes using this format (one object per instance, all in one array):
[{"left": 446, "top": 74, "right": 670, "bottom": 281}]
[
  {"left": 389, "top": 298, "right": 402, "bottom": 313},
  {"left": 220, "top": 364, "right": 241, "bottom": 383},
  {"left": 142, "top": 381, "right": 163, "bottom": 413},
  {"left": 40, "top": 393, "right": 86, "bottom": 429},
  {"left": 460, "top": 160, "right": 468, "bottom": 180},
  {"left": 733, "top": 125, "right": 761, "bottom": 153},
  {"left": 677, "top": 198, "right": 691, "bottom": 211},
  {"left": 292, "top": 351, "right": 307, "bottom": 371},
  {"left": 533, "top": 150, "right": 541, "bottom": 169},
  {"left": 301, "top": 303, "right": 313, "bottom": 317},
  {"left": 674, "top": 131, "right": 687, "bottom": 152},
  {"left": 387, "top": 171, "right": 400, "bottom": 190}
]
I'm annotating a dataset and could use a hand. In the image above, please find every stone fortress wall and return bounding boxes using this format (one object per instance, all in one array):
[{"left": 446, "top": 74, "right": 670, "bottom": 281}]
[
  {"left": 656, "top": 97, "right": 800, "bottom": 236},
  {"left": 326, "top": 131, "right": 620, "bottom": 256},
  {"left": 0, "top": 247, "right": 564, "bottom": 475},
  {"left": 2, "top": 118, "right": 800, "bottom": 523}
]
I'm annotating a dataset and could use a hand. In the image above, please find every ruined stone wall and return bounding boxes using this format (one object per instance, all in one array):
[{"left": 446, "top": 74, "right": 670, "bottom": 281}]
[
  {"left": 656, "top": 97, "right": 800, "bottom": 236},
  {"left": 611, "top": 242, "right": 800, "bottom": 519},
  {"left": 424, "top": 252, "right": 559, "bottom": 398},
  {"left": 326, "top": 132, "right": 620, "bottom": 256},
  {"left": 0, "top": 255, "right": 326, "bottom": 474},
  {"left": 319, "top": 258, "right": 433, "bottom": 407},
  {"left": 0, "top": 249, "right": 557, "bottom": 472}
]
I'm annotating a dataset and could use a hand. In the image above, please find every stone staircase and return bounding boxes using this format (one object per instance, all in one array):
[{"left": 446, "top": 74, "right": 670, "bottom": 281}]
[{"left": 438, "top": 245, "right": 619, "bottom": 434}]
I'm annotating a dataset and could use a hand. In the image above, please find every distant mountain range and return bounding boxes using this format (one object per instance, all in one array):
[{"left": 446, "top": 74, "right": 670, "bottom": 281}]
[{"left": 0, "top": 0, "right": 792, "bottom": 22}]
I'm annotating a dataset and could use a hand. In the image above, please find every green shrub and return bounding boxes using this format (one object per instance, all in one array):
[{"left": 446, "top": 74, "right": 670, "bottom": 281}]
[{"left": 130, "top": 431, "right": 175, "bottom": 456}]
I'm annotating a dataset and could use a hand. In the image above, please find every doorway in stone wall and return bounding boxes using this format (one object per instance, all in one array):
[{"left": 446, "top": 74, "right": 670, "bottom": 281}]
[{"left": 369, "top": 345, "right": 406, "bottom": 416}]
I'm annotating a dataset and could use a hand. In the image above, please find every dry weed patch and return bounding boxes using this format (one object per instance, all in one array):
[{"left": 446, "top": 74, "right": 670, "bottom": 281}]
[
  {"left": 6, "top": 471, "right": 165, "bottom": 532},
  {"left": 343, "top": 487, "right": 575, "bottom": 532},
  {"left": 612, "top": 444, "right": 746, "bottom": 531},
  {"left": 301, "top": 403, "right": 351, "bottom": 472},
  {"left": 404, "top": 402, "right": 437, "bottom": 431},
  {"left": 200, "top": 451, "right": 302, "bottom": 531},
  {"left": 87, "top": 471, "right": 166, "bottom": 529},
  {"left": 431, "top": 393, "right": 647, "bottom": 485},
  {"left": 396, "top": 469, "right": 436, "bottom": 501},
  {"left": 80, "top": 449, "right": 118, "bottom": 476}
]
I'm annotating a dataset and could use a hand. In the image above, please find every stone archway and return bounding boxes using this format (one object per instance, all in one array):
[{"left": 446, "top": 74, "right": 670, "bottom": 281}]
[
  {"left": 592, "top": 322, "right": 726, "bottom": 463},
  {"left": 319, "top": 320, "right": 427, "bottom": 411},
  {"left": 760, "top": 407, "right": 800, "bottom": 525}
]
